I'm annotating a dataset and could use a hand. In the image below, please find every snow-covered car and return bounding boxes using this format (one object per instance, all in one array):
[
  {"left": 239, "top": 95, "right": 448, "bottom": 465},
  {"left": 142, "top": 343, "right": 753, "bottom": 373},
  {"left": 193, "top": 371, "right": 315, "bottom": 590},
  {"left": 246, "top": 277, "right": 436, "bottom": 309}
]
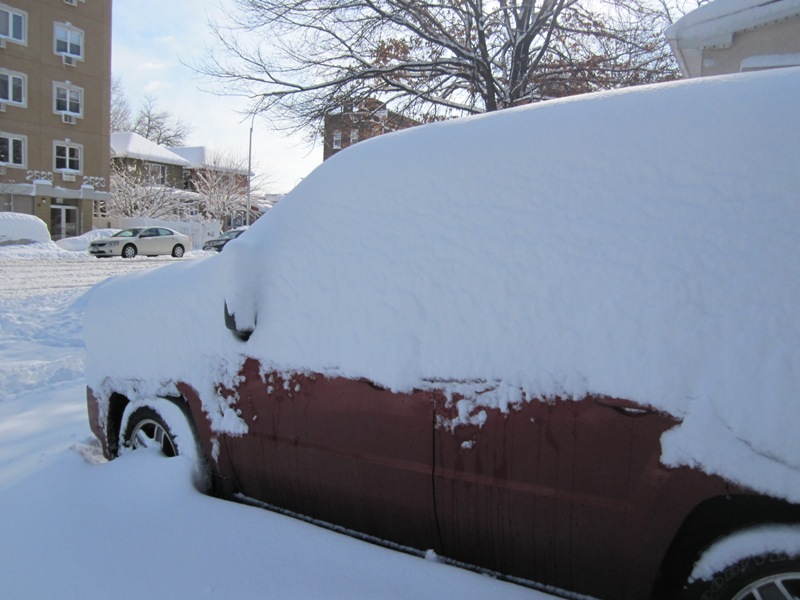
[
  {"left": 88, "top": 227, "right": 190, "bottom": 258},
  {"left": 202, "top": 227, "right": 246, "bottom": 252},
  {"left": 0, "top": 213, "right": 51, "bottom": 245},
  {"left": 85, "top": 69, "right": 800, "bottom": 600}
]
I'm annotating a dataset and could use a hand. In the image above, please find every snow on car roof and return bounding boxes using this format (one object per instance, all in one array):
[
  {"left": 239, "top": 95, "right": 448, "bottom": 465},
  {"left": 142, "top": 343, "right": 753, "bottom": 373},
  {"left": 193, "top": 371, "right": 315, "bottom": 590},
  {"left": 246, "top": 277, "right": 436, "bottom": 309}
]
[
  {"left": 86, "top": 68, "right": 800, "bottom": 502},
  {"left": 0, "top": 213, "right": 52, "bottom": 246}
]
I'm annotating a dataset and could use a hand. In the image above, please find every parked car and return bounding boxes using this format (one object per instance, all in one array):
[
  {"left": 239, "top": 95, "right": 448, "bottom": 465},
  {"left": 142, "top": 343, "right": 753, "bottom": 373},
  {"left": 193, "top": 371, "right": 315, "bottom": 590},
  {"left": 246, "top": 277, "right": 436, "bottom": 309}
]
[
  {"left": 85, "top": 69, "right": 800, "bottom": 600},
  {"left": 202, "top": 227, "right": 247, "bottom": 252},
  {"left": 88, "top": 227, "right": 190, "bottom": 258}
]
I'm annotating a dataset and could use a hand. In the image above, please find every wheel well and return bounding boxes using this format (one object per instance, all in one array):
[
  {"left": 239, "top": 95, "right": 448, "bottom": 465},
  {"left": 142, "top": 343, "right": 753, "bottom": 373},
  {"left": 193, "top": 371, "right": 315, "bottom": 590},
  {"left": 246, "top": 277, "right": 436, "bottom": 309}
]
[
  {"left": 105, "top": 392, "right": 193, "bottom": 457},
  {"left": 653, "top": 493, "right": 800, "bottom": 599}
]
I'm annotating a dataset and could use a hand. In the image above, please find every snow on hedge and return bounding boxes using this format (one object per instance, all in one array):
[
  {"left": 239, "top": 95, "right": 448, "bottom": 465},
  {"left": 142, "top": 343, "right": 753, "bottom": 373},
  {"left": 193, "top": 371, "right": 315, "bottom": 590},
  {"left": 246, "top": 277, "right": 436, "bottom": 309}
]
[{"left": 85, "top": 68, "right": 800, "bottom": 502}]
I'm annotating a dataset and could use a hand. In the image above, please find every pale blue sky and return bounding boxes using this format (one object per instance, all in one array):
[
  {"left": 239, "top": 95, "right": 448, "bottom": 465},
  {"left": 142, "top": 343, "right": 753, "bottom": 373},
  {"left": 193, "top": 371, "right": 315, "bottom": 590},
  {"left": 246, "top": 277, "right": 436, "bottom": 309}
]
[{"left": 112, "top": 0, "right": 321, "bottom": 192}]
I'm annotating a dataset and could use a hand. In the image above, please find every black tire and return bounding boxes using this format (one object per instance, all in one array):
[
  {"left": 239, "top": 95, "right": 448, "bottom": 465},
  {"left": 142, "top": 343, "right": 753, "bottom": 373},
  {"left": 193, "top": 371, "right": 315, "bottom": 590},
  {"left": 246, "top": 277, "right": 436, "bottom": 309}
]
[
  {"left": 121, "top": 406, "right": 178, "bottom": 457},
  {"left": 171, "top": 244, "right": 185, "bottom": 258},
  {"left": 683, "top": 553, "right": 800, "bottom": 600},
  {"left": 122, "top": 244, "right": 137, "bottom": 259}
]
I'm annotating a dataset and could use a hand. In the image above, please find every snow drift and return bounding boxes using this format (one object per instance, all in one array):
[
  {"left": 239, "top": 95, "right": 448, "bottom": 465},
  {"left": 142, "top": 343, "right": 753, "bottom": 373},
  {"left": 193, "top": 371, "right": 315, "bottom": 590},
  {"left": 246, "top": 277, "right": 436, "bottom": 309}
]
[{"left": 86, "top": 68, "right": 800, "bottom": 502}]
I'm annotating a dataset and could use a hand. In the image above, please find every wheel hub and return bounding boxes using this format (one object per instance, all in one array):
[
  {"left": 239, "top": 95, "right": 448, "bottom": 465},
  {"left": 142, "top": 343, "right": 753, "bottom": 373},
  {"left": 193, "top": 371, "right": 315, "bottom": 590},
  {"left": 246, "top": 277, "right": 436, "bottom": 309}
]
[
  {"left": 733, "top": 573, "right": 800, "bottom": 600},
  {"left": 129, "top": 418, "right": 177, "bottom": 457}
]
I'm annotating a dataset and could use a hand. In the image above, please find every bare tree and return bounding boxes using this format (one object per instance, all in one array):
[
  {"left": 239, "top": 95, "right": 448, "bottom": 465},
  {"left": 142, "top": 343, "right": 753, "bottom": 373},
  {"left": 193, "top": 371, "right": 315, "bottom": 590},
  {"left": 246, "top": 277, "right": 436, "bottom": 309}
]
[
  {"left": 133, "top": 96, "right": 193, "bottom": 146},
  {"left": 189, "top": 151, "right": 255, "bottom": 226},
  {"left": 108, "top": 161, "right": 199, "bottom": 220},
  {"left": 195, "top": 0, "right": 685, "bottom": 132},
  {"left": 111, "top": 76, "right": 133, "bottom": 132}
]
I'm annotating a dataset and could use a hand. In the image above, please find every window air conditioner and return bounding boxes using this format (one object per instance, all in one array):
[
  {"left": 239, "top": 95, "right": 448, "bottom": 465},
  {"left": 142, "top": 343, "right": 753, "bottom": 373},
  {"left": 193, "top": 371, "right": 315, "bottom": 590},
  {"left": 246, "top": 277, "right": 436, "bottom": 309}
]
[
  {"left": 0, "top": 103, "right": 6, "bottom": 113},
  {"left": 62, "top": 113, "right": 76, "bottom": 124},
  {"left": 62, "top": 55, "right": 76, "bottom": 66},
  {"left": 0, "top": 39, "right": 6, "bottom": 49},
  {"left": 64, "top": 0, "right": 78, "bottom": 5},
  {"left": 62, "top": 172, "right": 76, "bottom": 182},
  {"left": 0, "top": 165, "right": 6, "bottom": 175}
]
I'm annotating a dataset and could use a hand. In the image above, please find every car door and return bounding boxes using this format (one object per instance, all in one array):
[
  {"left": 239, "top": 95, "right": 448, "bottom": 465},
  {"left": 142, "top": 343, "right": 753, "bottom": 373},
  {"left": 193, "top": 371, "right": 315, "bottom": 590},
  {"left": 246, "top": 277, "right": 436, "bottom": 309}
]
[
  {"left": 139, "top": 227, "right": 161, "bottom": 254},
  {"left": 433, "top": 392, "right": 679, "bottom": 599},
  {"left": 158, "top": 228, "right": 178, "bottom": 254},
  {"left": 224, "top": 362, "right": 441, "bottom": 552}
]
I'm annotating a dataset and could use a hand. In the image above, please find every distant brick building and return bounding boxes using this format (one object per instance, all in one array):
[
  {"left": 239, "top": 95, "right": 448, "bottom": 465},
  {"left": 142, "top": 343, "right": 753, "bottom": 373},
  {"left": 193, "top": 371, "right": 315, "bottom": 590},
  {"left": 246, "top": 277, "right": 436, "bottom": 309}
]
[{"left": 322, "top": 99, "right": 419, "bottom": 161}]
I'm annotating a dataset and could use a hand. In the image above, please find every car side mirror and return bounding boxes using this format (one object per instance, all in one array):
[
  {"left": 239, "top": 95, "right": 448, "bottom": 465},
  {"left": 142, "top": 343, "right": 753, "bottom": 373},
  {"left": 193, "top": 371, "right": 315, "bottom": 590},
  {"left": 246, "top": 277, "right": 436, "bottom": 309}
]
[{"left": 224, "top": 302, "right": 254, "bottom": 341}]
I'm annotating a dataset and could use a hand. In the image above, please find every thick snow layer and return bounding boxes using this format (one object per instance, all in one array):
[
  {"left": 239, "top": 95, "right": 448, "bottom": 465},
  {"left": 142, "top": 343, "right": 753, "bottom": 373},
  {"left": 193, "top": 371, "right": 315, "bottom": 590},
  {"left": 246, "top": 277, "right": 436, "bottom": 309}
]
[
  {"left": 85, "top": 69, "right": 800, "bottom": 503},
  {"left": 0, "top": 254, "right": 543, "bottom": 599},
  {"left": 110, "top": 132, "right": 191, "bottom": 166},
  {"left": 0, "top": 212, "right": 51, "bottom": 245}
]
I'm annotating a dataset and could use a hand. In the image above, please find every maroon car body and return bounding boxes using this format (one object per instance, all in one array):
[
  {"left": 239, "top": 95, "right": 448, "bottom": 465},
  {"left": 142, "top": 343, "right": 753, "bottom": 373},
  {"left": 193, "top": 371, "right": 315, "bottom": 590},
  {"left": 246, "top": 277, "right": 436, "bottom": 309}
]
[{"left": 88, "top": 358, "right": 797, "bottom": 599}]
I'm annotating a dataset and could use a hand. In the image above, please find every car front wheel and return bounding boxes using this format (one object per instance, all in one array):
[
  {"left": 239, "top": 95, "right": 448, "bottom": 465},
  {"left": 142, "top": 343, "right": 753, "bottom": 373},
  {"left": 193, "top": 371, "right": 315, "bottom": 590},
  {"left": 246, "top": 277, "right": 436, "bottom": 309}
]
[
  {"left": 122, "top": 244, "right": 137, "bottom": 259},
  {"left": 122, "top": 406, "right": 178, "bottom": 456},
  {"left": 120, "top": 401, "right": 210, "bottom": 491},
  {"left": 685, "top": 553, "right": 800, "bottom": 600},
  {"left": 171, "top": 244, "right": 185, "bottom": 258}
]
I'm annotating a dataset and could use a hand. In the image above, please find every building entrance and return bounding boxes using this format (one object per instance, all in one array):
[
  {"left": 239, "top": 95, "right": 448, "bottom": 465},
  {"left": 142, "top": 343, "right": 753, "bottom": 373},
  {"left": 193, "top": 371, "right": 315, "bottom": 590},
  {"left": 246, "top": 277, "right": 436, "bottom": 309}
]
[{"left": 50, "top": 204, "right": 78, "bottom": 240}]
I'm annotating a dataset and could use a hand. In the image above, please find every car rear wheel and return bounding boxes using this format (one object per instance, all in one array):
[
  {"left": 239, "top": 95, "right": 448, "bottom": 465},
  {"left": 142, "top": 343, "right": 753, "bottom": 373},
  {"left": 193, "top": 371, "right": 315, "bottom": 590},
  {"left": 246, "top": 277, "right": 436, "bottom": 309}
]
[
  {"left": 171, "top": 244, "right": 185, "bottom": 258},
  {"left": 122, "top": 244, "right": 137, "bottom": 259},
  {"left": 684, "top": 554, "right": 800, "bottom": 600}
]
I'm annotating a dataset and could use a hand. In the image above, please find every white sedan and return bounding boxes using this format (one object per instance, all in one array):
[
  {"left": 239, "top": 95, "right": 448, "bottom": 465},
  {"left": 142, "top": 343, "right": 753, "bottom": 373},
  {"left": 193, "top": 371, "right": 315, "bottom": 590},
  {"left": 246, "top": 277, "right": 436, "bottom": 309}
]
[{"left": 88, "top": 227, "right": 191, "bottom": 259}]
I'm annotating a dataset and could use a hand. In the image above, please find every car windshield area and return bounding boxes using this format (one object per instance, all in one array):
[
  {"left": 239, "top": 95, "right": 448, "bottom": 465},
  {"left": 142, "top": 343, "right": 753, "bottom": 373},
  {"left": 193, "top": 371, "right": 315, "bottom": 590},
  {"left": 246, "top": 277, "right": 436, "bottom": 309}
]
[
  {"left": 112, "top": 229, "right": 142, "bottom": 238},
  {"left": 220, "top": 230, "right": 243, "bottom": 239}
]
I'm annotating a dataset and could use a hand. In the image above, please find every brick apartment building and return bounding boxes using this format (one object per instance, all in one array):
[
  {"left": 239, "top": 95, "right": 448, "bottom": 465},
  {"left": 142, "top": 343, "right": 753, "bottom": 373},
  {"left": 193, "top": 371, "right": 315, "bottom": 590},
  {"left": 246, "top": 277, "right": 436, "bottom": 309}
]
[
  {"left": 0, "top": 0, "right": 111, "bottom": 239},
  {"left": 322, "top": 99, "right": 418, "bottom": 161}
]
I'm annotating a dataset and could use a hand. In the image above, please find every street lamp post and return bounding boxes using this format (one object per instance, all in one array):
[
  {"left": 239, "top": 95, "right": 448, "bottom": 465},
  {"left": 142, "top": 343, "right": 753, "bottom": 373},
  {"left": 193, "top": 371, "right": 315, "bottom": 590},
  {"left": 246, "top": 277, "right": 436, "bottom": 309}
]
[{"left": 245, "top": 111, "right": 256, "bottom": 226}]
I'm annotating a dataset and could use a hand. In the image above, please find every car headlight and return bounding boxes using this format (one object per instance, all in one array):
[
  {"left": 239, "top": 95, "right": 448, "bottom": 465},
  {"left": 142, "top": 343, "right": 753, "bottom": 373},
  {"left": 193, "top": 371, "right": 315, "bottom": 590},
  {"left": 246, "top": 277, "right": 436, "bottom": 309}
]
[{"left": 108, "top": 241, "right": 120, "bottom": 246}]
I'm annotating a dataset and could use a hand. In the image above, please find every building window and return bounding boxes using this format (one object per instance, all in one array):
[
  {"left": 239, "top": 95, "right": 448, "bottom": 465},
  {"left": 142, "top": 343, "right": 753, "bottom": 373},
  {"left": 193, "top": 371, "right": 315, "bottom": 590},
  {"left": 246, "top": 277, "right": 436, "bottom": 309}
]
[
  {"left": 0, "top": 4, "right": 26, "bottom": 44},
  {"left": 53, "top": 82, "right": 83, "bottom": 115},
  {"left": 93, "top": 200, "right": 107, "bottom": 218},
  {"left": 0, "top": 69, "right": 26, "bottom": 105},
  {"left": 0, "top": 133, "right": 26, "bottom": 167},
  {"left": 54, "top": 141, "right": 82, "bottom": 172},
  {"left": 182, "top": 168, "right": 195, "bottom": 190},
  {"left": 350, "top": 129, "right": 359, "bottom": 144},
  {"left": 147, "top": 163, "right": 167, "bottom": 185},
  {"left": 54, "top": 23, "right": 84, "bottom": 59},
  {"left": 332, "top": 131, "right": 342, "bottom": 149}
]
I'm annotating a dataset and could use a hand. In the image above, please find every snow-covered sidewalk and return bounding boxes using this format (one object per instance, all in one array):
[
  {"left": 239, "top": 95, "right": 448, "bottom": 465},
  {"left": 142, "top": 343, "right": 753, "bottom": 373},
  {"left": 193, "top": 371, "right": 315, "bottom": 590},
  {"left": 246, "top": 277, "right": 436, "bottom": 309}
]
[{"left": 0, "top": 252, "right": 548, "bottom": 599}]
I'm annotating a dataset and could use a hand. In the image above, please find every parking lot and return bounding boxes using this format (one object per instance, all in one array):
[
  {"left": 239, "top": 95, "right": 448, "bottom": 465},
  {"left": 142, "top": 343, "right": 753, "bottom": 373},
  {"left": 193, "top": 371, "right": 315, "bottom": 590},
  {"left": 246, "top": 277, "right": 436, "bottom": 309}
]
[{"left": 0, "top": 255, "right": 186, "bottom": 301}]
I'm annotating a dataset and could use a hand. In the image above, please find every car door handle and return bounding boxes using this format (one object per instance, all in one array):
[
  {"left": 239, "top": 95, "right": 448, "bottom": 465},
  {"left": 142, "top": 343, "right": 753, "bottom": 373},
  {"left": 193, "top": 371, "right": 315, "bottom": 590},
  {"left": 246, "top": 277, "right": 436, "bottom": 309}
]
[{"left": 594, "top": 395, "right": 652, "bottom": 417}]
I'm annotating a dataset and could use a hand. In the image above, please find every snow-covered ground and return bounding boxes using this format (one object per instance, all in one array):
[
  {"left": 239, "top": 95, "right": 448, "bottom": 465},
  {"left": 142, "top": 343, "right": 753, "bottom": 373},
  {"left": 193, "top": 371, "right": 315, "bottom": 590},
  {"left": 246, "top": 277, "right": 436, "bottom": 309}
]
[{"left": 0, "top": 245, "right": 549, "bottom": 599}]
